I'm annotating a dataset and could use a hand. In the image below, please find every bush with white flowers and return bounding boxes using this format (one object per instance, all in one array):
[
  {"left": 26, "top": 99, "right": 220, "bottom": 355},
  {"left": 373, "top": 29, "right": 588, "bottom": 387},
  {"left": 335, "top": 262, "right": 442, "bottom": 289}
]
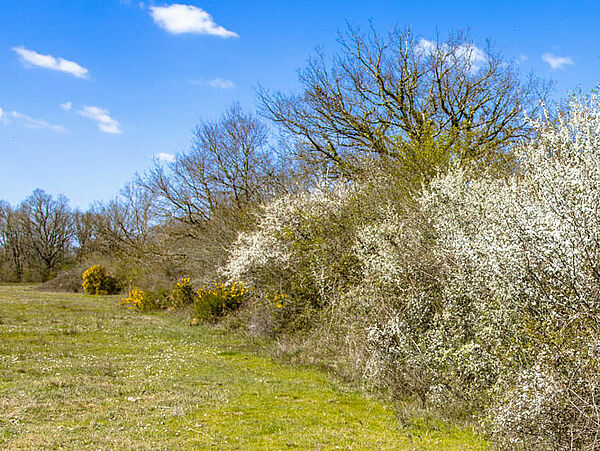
[
  {"left": 421, "top": 94, "right": 600, "bottom": 447},
  {"left": 223, "top": 93, "right": 600, "bottom": 446},
  {"left": 225, "top": 183, "right": 362, "bottom": 331}
]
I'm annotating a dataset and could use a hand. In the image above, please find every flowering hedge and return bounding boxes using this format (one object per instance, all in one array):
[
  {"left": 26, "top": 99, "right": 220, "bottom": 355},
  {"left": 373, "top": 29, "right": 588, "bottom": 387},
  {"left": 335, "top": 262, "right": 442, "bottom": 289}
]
[
  {"left": 222, "top": 93, "right": 600, "bottom": 446},
  {"left": 420, "top": 95, "right": 600, "bottom": 447}
]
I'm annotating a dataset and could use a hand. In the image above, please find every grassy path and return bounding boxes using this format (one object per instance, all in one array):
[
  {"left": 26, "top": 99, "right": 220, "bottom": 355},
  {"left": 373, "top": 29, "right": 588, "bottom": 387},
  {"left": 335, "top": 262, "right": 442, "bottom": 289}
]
[{"left": 0, "top": 285, "right": 487, "bottom": 449}]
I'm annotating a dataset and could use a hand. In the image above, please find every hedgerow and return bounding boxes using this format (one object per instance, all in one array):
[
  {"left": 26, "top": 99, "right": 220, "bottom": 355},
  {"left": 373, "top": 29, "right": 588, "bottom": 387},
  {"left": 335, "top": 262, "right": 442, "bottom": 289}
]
[{"left": 222, "top": 93, "right": 600, "bottom": 446}]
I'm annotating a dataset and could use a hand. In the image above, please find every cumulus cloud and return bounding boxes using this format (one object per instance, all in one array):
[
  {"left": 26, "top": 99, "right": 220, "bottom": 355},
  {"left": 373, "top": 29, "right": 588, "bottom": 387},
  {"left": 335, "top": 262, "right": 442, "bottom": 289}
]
[
  {"left": 415, "top": 38, "right": 436, "bottom": 55},
  {"left": 416, "top": 38, "right": 487, "bottom": 70},
  {"left": 60, "top": 101, "right": 72, "bottom": 111},
  {"left": 12, "top": 46, "right": 90, "bottom": 79},
  {"left": 78, "top": 106, "right": 122, "bottom": 134},
  {"left": 0, "top": 107, "right": 66, "bottom": 132},
  {"left": 541, "top": 53, "right": 574, "bottom": 70},
  {"left": 150, "top": 4, "right": 238, "bottom": 37},
  {"left": 155, "top": 152, "right": 175, "bottom": 162}
]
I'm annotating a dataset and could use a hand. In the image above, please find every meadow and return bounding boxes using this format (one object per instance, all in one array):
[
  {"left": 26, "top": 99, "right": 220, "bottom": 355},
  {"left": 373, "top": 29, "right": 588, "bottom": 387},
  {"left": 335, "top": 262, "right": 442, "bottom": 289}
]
[{"left": 0, "top": 285, "right": 487, "bottom": 449}]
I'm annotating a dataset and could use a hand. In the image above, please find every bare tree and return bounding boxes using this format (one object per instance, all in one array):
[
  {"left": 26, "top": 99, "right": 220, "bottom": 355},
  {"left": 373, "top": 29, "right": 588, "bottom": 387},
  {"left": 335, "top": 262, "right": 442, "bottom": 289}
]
[
  {"left": 93, "top": 182, "right": 157, "bottom": 257},
  {"left": 21, "top": 189, "right": 74, "bottom": 279},
  {"left": 73, "top": 209, "right": 100, "bottom": 258},
  {"left": 0, "top": 201, "right": 27, "bottom": 281},
  {"left": 142, "top": 103, "right": 289, "bottom": 226},
  {"left": 259, "top": 26, "right": 550, "bottom": 178}
]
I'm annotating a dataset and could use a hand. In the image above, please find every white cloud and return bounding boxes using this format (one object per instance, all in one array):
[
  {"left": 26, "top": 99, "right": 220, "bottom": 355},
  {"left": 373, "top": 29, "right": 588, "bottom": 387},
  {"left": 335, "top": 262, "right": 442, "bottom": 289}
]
[
  {"left": 516, "top": 54, "right": 528, "bottom": 64},
  {"left": 78, "top": 106, "right": 122, "bottom": 134},
  {"left": 542, "top": 53, "right": 574, "bottom": 70},
  {"left": 208, "top": 78, "right": 235, "bottom": 89},
  {"left": 457, "top": 43, "right": 486, "bottom": 66},
  {"left": 0, "top": 107, "right": 66, "bottom": 132},
  {"left": 149, "top": 4, "right": 238, "bottom": 38},
  {"left": 416, "top": 38, "right": 436, "bottom": 55},
  {"left": 60, "top": 101, "right": 72, "bottom": 111},
  {"left": 189, "top": 78, "right": 236, "bottom": 89},
  {"left": 416, "top": 38, "right": 487, "bottom": 71},
  {"left": 155, "top": 152, "right": 175, "bottom": 162},
  {"left": 12, "top": 46, "right": 90, "bottom": 79},
  {"left": 120, "top": 0, "right": 146, "bottom": 8}
]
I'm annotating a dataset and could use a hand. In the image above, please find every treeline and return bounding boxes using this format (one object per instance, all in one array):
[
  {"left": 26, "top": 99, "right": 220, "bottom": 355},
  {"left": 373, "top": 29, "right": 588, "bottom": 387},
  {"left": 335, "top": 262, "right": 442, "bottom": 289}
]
[
  {"left": 0, "top": 104, "right": 295, "bottom": 287},
  {"left": 1, "top": 189, "right": 75, "bottom": 282},
  {"left": 1, "top": 28, "right": 540, "bottom": 287},
  {"left": 4, "top": 27, "right": 599, "bottom": 447}
]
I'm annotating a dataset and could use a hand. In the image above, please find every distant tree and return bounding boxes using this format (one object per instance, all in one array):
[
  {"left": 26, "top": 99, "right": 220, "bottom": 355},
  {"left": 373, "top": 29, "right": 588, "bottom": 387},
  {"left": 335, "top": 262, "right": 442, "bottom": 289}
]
[
  {"left": 142, "top": 103, "right": 289, "bottom": 226},
  {"left": 93, "top": 182, "right": 157, "bottom": 257},
  {"left": 21, "top": 189, "right": 74, "bottom": 280},
  {"left": 73, "top": 209, "right": 100, "bottom": 258},
  {"left": 259, "top": 26, "right": 550, "bottom": 180},
  {"left": 0, "top": 201, "right": 27, "bottom": 281}
]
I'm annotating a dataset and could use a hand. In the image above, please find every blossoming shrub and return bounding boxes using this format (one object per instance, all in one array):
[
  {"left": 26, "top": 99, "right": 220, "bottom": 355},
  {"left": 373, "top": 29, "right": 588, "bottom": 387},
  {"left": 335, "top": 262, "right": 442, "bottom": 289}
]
[
  {"left": 120, "top": 287, "right": 157, "bottom": 311},
  {"left": 225, "top": 183, "right": 362, "bottom": 331},
  {"left": 419, "top": 94, "right": 600, "bottom": 447},
  {"left": 491, "top": 354, "right": 600, "bottom": 449},
  {"left": 82, "top": 264, "right": 120, "bottom": 295},
  {"left": 355, "top": 206, "right": 469, "bottom": 408},
  {"left": 169, "top": 277, "right": 195, "bottom": 308},
  {"left": 220, "top": 93, "right": 600, "bottom": 445},
  {"left": 194, "top": 281, "right": 247, "bottom": 321}
]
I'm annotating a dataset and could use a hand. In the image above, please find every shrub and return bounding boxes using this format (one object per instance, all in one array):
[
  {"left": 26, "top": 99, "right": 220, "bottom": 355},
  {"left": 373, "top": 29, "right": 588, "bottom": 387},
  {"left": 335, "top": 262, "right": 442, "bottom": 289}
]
[
  {"left": 419, "top": 93, "right": 600, "bottom": 445},
  {"left": 120, "top": 287, "right": 157, "bottom": 311},
  {"left": 153, "top": 287, "right": 172, "bottom": 309},
  {"left": 265, "top": 290, "right": 321, "bottom": 333},
  {"left": 490, "top": 352, "right": 600, "bottom": 450},
  {"left": 82, "top": 264, "right": 120, "bottom": 295},
  {"left": 194, "top": 281, "right": 247, "bottom": 321},
  {"left": 38, "top": 265, "right": 87, "bottom": 293},
  {"left": 225, "top": 183, "right": 362, "bottom": 330},
  {"left": 169, "top": 277, "right": 195, "bottom": 308}
]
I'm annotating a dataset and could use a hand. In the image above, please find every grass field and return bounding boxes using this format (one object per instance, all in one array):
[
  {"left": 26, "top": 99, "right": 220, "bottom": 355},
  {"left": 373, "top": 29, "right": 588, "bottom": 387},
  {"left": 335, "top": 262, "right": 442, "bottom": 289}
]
[{"left": 0, "top": 285, "right": 488, "bottom": 449}]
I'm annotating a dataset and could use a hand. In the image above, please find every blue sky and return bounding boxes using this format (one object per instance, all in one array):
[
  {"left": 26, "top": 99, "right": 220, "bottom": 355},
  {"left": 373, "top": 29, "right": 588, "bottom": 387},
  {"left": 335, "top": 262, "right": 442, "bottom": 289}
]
[{"left": 1, "top": 0, "right": 599, "bottom": 208}]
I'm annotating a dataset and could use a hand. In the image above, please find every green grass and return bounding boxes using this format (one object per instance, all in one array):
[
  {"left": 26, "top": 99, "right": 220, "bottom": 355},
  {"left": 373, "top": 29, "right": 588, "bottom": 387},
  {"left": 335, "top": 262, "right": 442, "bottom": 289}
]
[{"left": 0, "top": 285, "right": 488, "bottom": 449}]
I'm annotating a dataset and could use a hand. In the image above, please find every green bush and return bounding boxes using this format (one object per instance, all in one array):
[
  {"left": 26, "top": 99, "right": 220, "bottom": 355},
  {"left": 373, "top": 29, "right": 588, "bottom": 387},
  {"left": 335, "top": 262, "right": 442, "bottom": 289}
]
[
  {"left": 153, "top": 287, "right": 172, "bottom": 309},
  {"left": 82, "top": 265, "right": 120, "bottom": 295},
  {"left": 170, "top": 277, "right": 195, "bottom": 308},
  {"left": 193, "top": 281, "right": 248, "bottom": 321},
  {"left": 120, "top": 287, "right": 158, "bottom": 311}
]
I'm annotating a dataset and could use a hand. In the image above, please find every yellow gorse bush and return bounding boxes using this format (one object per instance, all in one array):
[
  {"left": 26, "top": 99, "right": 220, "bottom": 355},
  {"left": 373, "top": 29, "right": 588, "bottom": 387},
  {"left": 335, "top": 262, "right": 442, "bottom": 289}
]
[
  {"left": 82, "top": 264, "right": 119, "bottom": 295},
  {"left": 194, "top": 280, "right": 249, "bottom": 320},
  {"left": 265, "top": 292, "right": 288, "bottom": 308},
  {"left": 170, "top": 277, "right": 195, "bottom": 307},
  {"left": 177, "top": 277, "right": 191, "bottom": 287},
  {"left": 120, "top": 287, "right": 156, "bottom": 311}
]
